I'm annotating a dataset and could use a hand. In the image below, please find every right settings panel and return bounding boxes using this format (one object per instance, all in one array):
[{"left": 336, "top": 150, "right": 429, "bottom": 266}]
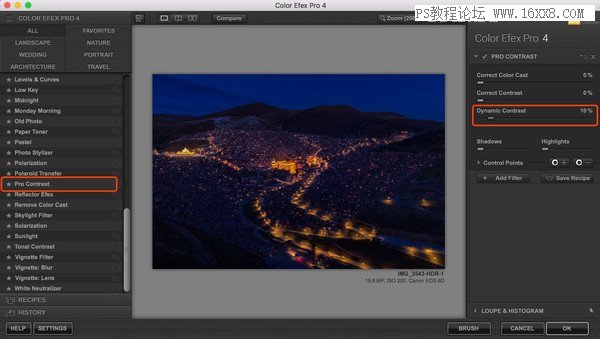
[{"left": 466, "top": 20, "right": 600, "bottom": 334}]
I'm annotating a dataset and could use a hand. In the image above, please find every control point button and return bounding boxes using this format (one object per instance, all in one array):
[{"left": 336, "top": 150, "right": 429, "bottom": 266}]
[
  {"left": 447, "top": 322, "right": 491, "bottom": 335},
  {"left": 550, "top": 158, "right": 570, "bottom": 168},
  {"left": 501, "top": 322, "right": 544, "bottom": 335},
  {"left": 477, "top": 173, "right": 530, "bottom": 183},
  {"left": 33, "top": 322, "right": 73, "bottom": 336},
  {"left": 6, "top": 322, "right": 32, "bottom": 335},
  {"left": 546, "top": 322, "right": 589, "bottom": 336},
  {"left": 573, "top": 158, "right": 593, "bottom": 168}
]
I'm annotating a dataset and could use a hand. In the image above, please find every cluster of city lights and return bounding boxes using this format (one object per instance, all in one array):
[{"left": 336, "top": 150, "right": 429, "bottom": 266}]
[
  {"left": 161, "top": 143, "right": 241, "bottom": 171},
  {"left": 404, "top": 246, "right": 442, "bottom": 265},
  {"left": 254, "top": 187, "right": 371, "bottom": 269},
  {"left": 249, "top": 145, "right": 385, "bottom": 269},
  {"left": 156, "top": 128, "right": 443, "bottom": 268}
]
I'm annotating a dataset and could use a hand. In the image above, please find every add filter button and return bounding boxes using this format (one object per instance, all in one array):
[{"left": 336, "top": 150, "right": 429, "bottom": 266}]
[
  {"left": 477, "top": 173, "right": 530, "bottom": 183},
  {"left": 501, "top": 322, "right": 544, "bottom": 335},
  {"left": 546, "top": 322, "right": 589, "bottom": 336},
  {"left": 448, "top": 322, "right": 491, "bottom": 335},
  {"left": 33, "top": 322, "right": 73, "bottom": 336}
]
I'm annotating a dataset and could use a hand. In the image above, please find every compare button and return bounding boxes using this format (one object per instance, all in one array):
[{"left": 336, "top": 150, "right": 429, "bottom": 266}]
[{"left": 212, "top": 13, "right": 247, "bottom": 23}]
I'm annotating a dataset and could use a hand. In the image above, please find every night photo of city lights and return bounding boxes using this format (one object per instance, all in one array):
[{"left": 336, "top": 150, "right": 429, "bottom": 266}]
[{"left": 152, "top": 74, "right": 445, "bottom": 269}]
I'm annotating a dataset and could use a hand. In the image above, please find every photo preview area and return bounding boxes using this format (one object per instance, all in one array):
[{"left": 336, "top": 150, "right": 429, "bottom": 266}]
[
  {"left": 132, "top": 25, "right": 465, "bottom": 318},
  {"left": 152, "top": 74, "right": 445, "bottom": 270}
]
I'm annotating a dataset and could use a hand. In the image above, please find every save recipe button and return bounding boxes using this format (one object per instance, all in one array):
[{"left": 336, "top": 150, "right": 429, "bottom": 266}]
[{"left": 540, "top": 173, "right": 594, "bottom": 184}]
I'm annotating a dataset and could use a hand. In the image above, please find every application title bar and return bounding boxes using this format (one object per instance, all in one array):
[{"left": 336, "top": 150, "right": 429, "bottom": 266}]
[{"left": 1, "top": 0, "right": 596, "bottom": 11}]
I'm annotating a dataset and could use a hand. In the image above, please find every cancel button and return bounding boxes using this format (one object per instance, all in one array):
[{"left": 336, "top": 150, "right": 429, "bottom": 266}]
[{"left": 501, "top": 322, "right": 544, "bottom": 335}]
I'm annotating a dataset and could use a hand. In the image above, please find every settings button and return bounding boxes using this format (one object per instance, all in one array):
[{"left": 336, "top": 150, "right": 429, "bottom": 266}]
[{"left": 33, "top": 322, "right": 73, "bottom": 336}]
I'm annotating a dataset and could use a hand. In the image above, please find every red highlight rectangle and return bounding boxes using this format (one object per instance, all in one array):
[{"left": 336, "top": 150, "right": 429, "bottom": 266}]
[
  {"left": 472, "top": 104, "right": 599, "bottom": 127},
  {"left": 0, "top": 176, "right": 119, "bottom": 193}
]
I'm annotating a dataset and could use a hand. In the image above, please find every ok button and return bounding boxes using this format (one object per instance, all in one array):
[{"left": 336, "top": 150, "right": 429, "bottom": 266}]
[{"left": 546, "top": 322, "right": 589, "bottom": 336}]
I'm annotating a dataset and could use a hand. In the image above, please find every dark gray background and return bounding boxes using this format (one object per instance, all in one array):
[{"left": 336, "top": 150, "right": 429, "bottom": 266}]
[
  {"left": 466, "top": 22, "right": 600, "bottom": 305},
  {"left": 132, "top": 25, "right": 466, "bottom": 318}
]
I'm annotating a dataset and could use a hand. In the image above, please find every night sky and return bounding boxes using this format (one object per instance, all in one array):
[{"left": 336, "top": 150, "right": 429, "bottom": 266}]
[{"left": 153, "top": 74, "right": 445, "bottom": 122}]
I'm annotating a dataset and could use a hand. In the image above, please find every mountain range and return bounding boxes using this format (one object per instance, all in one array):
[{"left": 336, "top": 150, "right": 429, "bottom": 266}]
[{"left": 153, "top": 103, "right": 443, "bottom": 147}]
